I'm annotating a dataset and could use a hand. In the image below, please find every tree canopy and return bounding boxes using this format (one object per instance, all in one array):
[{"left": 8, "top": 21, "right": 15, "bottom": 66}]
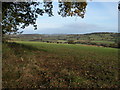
[
  {"left": 118, "top": 2, "right": 120, "bottom": 11},
  {"left": 2, "top": 1, "right": 87, "bottom": 34}
]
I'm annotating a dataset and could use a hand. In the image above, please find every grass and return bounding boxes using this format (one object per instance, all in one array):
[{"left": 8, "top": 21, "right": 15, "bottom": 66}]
[
  {"left": 2, "top": 41, "right": 119, "bottom": 88},
  {"left": 91, "top": 41, "right": 115, "bottom": 44}
]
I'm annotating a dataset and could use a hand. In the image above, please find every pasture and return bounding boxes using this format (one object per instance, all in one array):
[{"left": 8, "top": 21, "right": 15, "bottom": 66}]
[{"left": 2, "top": 41, "right": 119, "bottom": 88}]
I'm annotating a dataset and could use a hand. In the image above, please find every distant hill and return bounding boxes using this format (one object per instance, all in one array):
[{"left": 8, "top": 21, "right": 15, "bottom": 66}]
[
  {"left": 7, "top": 32, "right": 119, "bottom": 48},
  {"left": 8, "top": 32, "right": 119, "bottom": 42}
]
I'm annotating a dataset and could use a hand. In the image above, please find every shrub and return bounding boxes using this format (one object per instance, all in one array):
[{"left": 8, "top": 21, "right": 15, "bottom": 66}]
[
  {"left": 110, "top": 43, "right": 118, "bottom": 48},
  {"left": 68, "top": 40, "right": 75, "bottom": 44}
]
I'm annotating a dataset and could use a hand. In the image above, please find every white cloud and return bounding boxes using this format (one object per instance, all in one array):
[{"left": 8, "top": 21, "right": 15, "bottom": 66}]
[
  {"left": 36, "top": 22, "right": 62, "bottom": 30},
  {"left": 35, "top": 22, "right": 117, "bottom": 34},
  {"left": 20, "top": 22, "right": 117, "bottom": 34}
]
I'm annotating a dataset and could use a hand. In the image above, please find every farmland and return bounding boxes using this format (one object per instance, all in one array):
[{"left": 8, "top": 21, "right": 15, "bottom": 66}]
[
  {"left": 7, "top": 32, "right": 120, "bottom": 48},
  {"left": 2, "top": 41, "right": 119, "bottom": 88},
  {"left": 2, "top": 1, "right": 120, "bottom": 88}
]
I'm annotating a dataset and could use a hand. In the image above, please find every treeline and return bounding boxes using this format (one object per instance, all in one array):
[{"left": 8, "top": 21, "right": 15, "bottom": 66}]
[
  {"left": 74, "top": 41, "right": 119, "bottom": 48},
  {"left": 42, "top": 40, "right": 119, "bottom": 48},
  {"left": 9, "top": 32, "right": 119, "bottom": 42},
  {"left": 69, "top": 40, "right": 120, "bottom": 48}
]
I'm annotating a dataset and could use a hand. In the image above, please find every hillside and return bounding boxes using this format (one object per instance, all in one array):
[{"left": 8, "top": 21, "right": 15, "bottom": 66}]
[
  {"left": 7, "top": 32, "right": 120, "bottom": 48},
  {"left": 2, "top": 41, "right": 119, "bottom": 88},
  {"left": 9, "top": 32, "right": 118, "bottom": 41}
]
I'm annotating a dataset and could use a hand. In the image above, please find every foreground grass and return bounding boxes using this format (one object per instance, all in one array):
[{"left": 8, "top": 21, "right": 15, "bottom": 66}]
[{"left": 2, "top": 41, "right": 119, "bottom": 88}]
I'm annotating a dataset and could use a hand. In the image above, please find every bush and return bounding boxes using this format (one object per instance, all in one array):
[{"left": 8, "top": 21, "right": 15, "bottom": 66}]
[
  {"left": 110, "top": 43, "right": 118, "bottom": 48},
  {"left": 68, "top": 40, "right": 75, "bottom": 44}
]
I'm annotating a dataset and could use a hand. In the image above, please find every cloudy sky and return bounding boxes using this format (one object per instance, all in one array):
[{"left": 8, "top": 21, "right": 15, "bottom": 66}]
[{"left": 20, "top": 1, "right": 118, "bottom": 34}]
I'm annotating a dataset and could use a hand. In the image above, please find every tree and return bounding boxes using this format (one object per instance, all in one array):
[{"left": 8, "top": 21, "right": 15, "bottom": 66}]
[
  {"left": 58, "top": 1, "right": 87, "bottom": 18},
  {"left": 68, "top": 40, "right": 75, "bottom": 44},
  {"left": 2, "top": 1, "right": 87, "bottom": 34},
  {"left": 2, "top": 1, "right": 53, "bottom": 34},
  {"left": 118, "top": 1, "right": 120, "bottom": 11}
]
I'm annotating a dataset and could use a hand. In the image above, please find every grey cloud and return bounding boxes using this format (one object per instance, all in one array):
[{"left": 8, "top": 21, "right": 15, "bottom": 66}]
[
  {"left": 22, "top": 22, "right": 117, "bottom": 34},
  {"left": 38, "top": 23, "right": 115, "bottom": 34}
]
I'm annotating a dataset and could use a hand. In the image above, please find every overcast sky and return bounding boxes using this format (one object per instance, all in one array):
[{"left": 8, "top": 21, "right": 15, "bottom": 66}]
[{"left": 20, "top": 2, "right": 118, "bottom": 34}]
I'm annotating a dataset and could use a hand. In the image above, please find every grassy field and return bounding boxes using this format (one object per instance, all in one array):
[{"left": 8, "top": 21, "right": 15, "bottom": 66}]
[
  {"left": 91, "top": 41, "right": 115, "bottom": 44},
  {"left": 2, "top": 41, "right": 119, "bottom": 88}
]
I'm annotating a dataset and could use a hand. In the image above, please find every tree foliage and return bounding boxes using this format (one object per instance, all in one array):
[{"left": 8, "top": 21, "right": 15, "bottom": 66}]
[
  {"left": 2, "top": 1, "right": 87, "bottom": 34},
  {"left": 2, "top": 1, "right": 53, "bottom": 34},
  {"left": 58, "top": 2, "right": 87, "bottom": 18},
  {"left": 118, "top": 2, "right": 120, "bottom": 11}
]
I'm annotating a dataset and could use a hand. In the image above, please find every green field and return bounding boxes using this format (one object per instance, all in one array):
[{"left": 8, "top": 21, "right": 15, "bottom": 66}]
[
  {"left": 3, "top": 41, "right": 119, "bottom": 88},
  {"left": 91, "top": 41, "right": 115, "bottom": 44},
  {"left": 7, "top": 32, "right": 119, "bottom": 48}
]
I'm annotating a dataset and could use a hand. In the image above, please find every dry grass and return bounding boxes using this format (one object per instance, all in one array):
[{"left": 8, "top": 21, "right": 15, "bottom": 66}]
[{"left": 2, "top": 42, "right": 119, "bottom": 88}]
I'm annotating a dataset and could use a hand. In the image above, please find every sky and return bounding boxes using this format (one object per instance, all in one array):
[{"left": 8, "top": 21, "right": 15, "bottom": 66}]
[{"left": 20, "top": 1, "right": 118, "bottom": 34}]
